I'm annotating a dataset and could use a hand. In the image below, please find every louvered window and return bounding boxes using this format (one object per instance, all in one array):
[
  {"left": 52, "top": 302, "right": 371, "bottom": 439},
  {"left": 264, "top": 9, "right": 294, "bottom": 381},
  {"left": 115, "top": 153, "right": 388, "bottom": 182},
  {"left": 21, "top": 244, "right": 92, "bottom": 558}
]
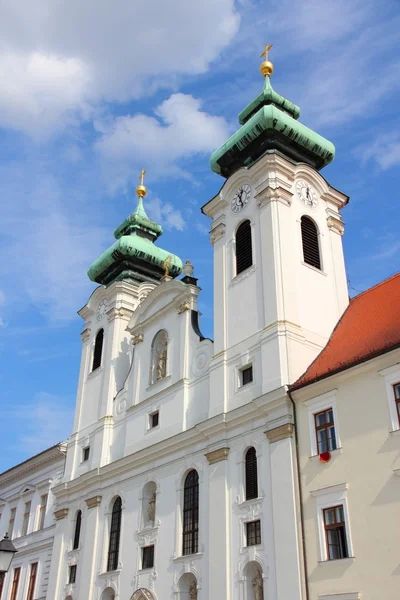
[
  {"left": 107, "top": 497, "right": 122, "bottom": 572},
  {"left": 236, "top": 220, "right": 253, "bottom": 275},
  {"left": 301, "top": 216, "right": 321, "bottom": 270},
  {"left": 245, "top": 447, "right": 258, "bottom": 500},
  {"left": 73, "top": 510, "right": 82, "bottom": 550},
  {"left": 92, "top": 328, "right": 104, "bottom": 371},
  {"left": 182, "top": 470, "right": 199, "bottom": 556}
]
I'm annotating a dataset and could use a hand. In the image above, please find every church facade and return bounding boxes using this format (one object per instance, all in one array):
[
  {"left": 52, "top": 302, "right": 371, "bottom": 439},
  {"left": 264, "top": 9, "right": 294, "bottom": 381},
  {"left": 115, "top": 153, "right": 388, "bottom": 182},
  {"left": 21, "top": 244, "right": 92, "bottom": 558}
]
[{"left": 1, "top": 48, "right": 399, "bottom": 600}]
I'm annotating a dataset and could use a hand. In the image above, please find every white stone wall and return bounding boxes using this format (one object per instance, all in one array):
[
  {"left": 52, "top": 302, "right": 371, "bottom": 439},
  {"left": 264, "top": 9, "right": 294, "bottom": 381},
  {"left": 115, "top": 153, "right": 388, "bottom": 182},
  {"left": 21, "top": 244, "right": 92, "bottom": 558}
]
[{"left": 293, "top": 348, "right": 400, "bottom": 600}]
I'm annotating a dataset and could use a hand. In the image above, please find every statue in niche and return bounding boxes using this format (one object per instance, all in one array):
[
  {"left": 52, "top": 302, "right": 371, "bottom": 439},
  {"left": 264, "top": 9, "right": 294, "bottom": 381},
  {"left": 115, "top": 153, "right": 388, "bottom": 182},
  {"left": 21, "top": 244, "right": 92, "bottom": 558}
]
[
  {"left": 156, "top": 349, "right": 167, "bottom": 380},
  {"left": 147, "top": 492, "right": 156, "bottom": 523},
  {"left": 252, "top": 569, "right": 264, "bottom": 600},
  {"left": 189, "top": 581, "right": 197, "bottom": 600}
]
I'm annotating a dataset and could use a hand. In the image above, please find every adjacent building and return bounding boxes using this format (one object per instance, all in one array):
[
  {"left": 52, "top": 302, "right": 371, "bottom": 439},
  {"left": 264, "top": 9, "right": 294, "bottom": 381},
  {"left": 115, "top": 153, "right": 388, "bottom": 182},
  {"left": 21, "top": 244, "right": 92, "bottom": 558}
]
[{"left": 0, "top": 444, "right": 66, "bottom": 600}]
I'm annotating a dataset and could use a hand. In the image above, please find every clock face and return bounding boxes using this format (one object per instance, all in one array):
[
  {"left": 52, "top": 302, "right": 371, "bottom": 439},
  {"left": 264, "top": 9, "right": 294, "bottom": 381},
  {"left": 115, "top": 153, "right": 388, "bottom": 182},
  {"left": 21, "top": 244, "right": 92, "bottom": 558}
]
[
  {"left": 231, "top": 184, "right": 252, "bottom": 213},
  {"left": 296, "top": 180, "right": 318, "bottom": 208},
  {"left": 96, "top": 299, "right": 108, "bottom": 321}
]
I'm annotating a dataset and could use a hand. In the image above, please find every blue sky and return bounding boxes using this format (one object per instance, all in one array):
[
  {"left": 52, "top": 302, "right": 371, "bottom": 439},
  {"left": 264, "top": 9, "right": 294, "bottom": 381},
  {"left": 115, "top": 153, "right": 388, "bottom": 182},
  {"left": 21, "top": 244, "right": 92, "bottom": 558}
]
[{"left": 0, "top": 0, "right": 399, "bottom": 472}]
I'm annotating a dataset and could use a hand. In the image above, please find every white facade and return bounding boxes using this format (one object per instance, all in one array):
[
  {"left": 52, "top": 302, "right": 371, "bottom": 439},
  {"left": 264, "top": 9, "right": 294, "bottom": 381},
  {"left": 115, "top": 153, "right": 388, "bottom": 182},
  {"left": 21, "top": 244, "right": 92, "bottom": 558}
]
[
  {"left": 292, "top": 348, "right": 400, "bottom": 600},
  {"left": 43, "top": 149, "right": 350, "bottom": 600},
  {"left": 0, "top": 444, "right": 66, "bottom": 600}
]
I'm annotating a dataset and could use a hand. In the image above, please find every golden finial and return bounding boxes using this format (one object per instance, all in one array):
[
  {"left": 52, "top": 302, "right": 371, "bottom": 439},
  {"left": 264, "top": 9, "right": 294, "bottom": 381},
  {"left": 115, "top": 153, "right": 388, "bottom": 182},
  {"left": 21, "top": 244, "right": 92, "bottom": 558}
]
[
  {"left": 260, "top": 43, "right": 274, "bottom": 77},
  {"left": 162, "top": 254, "right": 173, "bottom": 278},
  {"left": 136, "top": 168, "right": 147, "bottom": 197}
]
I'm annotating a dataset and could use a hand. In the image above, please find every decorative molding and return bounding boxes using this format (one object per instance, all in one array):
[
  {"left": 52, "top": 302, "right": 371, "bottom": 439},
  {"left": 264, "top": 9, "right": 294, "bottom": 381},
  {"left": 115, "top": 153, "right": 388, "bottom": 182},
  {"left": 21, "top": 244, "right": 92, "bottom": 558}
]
[
  {"left": 205, "top": 447, "right": 230, "bottom": 464},
  {"left": 135, "top": 524, "right": 160, "bottom": 546},
  {"left": 54, "top": 508, "right": 69, "bottom": 520},
  {"left": 132, "top": 333, "right": 144, "bottom": 345},
  {"left": 327, "top": 215, "right": 345, "bottom": 235},
  {"left": 107, "top": 307, "right": 133, "bottom": 323},
  {"left": 177, "top": 301, "right": 191, "bottom": 314},
  {"left": 256, "top": 186, "right": 293, "bottom": 208},
  {"left": 209, "top": 222, "right": 226, "bottom": 245},
  {"left": 318, "top": 594, "right": 361, "bottom": 600},
  {"left": 265, "top": 423, "right": 294, "bottom": 443},
  {"left": 229, "top": 264, "right": 257, "bottom": 288},
  {"left": 310, "top": 482, "right": 348, "bottom": 498},
  {"left": 85, "top": 495, "right": 102, "bottom": 509},
  {"left": 80, "top": 328, "right": 91, "bottom": 343}
]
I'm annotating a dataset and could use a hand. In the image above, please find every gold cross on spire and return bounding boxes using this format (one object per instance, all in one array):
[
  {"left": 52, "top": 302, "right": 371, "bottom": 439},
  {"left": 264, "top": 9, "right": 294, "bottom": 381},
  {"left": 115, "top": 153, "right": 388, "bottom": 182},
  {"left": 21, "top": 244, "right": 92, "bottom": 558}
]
[
  {"left": 260, "top": 43, "right": 273, "bottom": 60},
  {"left": 139, "top": 168, "right": 146, "bottom": 186}
]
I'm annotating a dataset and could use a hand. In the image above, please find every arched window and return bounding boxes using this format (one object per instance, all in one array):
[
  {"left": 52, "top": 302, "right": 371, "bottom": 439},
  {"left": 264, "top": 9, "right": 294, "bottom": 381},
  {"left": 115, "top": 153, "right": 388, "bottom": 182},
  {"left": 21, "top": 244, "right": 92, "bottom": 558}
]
[
  {"left": 73, "top": 510, "right": 82, "bottom": 550},
  {"left": 301, "top": 216, "right": 321, "bottom": 270},
  {"left": 236, "top": 220, "right": 253, "bottom": 275},
  {"left": 92, "top": 329, "right": 104, "bottom": 371},
  {"left": 150, "top": 330, "right": 168, "bottom": 384},
  {"left": 182, "top": 470, "right": 199, "bottom": 556},
  {"left": 245, "top": 447, "right": 258, "bottom": 500},
  {"left": 107, "top": 497, "right": 122, "bottom": 572}
]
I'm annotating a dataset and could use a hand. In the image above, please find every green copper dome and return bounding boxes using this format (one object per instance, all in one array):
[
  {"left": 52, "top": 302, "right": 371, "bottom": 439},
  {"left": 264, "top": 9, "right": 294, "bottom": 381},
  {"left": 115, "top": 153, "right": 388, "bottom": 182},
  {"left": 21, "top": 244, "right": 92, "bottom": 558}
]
[
  {"left": 210, "top": 74, "right": 335, "bottom": 178},
  {"left": 88, "top": 193, "right": 182, "bottom": 286}
]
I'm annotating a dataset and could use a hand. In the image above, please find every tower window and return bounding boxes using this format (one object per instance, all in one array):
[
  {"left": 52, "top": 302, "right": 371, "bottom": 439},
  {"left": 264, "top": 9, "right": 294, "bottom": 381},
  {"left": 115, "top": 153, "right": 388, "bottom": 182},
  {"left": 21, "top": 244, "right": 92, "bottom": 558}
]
[
  {"left": 142, "top": 545, "right": 155, "bottom": 569},
  {"left": 73, "top": 510, "right": 82, "bottom": 550},
  {"left": 245, "top": 447, "right": 258, "bottom": 500},
  {"left": 235, "top": 220, "right": 253, "bottom": 275},
  {"left": 246, "top": 519, "right": 261, "bottom": 546},
  {"left": 82, "top": 446, "right": 90, "bottom": 462},
  {"left": 149, "top": 411, "right": 159, "bottom": 429},
  {"left": 301, "top": 216, "right": 321, "bottom": 270},
  {"left": 92, "top": 328, "right": 104, "bottom": 371},
  {"left": 69, "top": 564, "right": 77, "bottom": 584},
  {"left": 241, "top": 365, "right": 253, "bottom": 386},
  {"left": 107, "top": 497, "right": 122, "bottom": 572},
  {"left": 182, "top": 470, "right": 199, "bottom": 556}
]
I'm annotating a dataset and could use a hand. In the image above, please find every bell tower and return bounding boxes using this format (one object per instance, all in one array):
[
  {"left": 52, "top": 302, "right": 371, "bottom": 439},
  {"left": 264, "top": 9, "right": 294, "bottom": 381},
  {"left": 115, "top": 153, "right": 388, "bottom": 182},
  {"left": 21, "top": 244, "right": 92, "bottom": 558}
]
[{"left": 203, "top": 46, "right": 349, "bottom": 411}]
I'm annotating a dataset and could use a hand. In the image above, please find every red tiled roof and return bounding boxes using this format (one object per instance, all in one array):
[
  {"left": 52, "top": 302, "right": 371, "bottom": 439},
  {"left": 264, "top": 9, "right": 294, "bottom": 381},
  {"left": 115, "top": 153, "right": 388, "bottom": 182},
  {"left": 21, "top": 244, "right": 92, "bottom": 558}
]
[{"left": 292, "top": 272, "right": 400, "bottom": 389}]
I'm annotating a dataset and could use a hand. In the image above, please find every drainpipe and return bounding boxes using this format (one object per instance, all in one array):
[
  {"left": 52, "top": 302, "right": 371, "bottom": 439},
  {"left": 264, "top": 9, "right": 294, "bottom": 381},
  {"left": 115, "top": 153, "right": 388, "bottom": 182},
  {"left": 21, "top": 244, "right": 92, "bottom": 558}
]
[{"left": 287, "top": 386, "right": 310, "bottom": 600}]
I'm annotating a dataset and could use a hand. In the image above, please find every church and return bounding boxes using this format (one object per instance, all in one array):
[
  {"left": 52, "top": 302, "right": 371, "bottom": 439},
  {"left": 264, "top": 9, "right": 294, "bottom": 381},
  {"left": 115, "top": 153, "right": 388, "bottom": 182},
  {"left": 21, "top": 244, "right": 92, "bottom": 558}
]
[{"left": 0, "top": 46, "right": 399, "bottom": 600}]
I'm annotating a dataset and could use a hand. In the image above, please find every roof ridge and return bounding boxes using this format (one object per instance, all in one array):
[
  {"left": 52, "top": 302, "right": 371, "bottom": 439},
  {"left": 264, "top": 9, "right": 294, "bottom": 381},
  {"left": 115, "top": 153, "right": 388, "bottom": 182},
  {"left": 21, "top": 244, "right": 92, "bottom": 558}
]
[{"left": 351, "top": 271, "right": 400, "bottom": 302}]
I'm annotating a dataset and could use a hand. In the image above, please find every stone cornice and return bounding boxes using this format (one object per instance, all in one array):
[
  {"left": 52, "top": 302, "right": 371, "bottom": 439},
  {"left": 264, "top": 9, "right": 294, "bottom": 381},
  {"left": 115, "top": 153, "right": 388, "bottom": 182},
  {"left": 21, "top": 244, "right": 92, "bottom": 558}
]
[
  {"left": 265, "top": 423, "right": 294, "bottom": 443},
  {"left": 326, "top": 215, "right": 345, "bottom": 236},
  {"left": 107, "top": 307, "right": 134, "bottom": 323},
  {"left": 0, "top": 444, "right": 66, "bottom": 487},
  {"left": 54, "top": 508, "right": 69, "bottom": 520},
  {"left": 209, "top": 222, "right": 226, "bottom": 245},
  {"left": 85, "top": 495, "right": 102, "bottom": 508},
  {"left": 255, "top": 185, "right": 293, "bottom": 209},
  {"left": 205, "top": 447, "right": 230, "bottom": 464}
]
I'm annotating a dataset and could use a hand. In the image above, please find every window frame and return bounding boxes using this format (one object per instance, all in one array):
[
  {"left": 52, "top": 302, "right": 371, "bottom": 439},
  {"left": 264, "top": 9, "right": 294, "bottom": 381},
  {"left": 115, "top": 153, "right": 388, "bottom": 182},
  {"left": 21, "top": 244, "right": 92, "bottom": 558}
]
[
  {"left": 314, "top": 408, "right": 337, "bottom": 455},
  {"left": 69, "top": 564, "right": 77, "bottom": 584},
  {"left": 182, "top": 470, "right": 199, "bottom": 556},
  {"left": 21, "top": 500, "right": 31, "bottom": 536},
  {"left": 235, "top": 219, "right": 253, "bottom": 276},
  {"left": 26, "top": 562, "right": 38, "bottom": 600},
  {"left": 141, "top": 545, "right": 155, "bottom": 570},
  {"left": 73, "top": 510, "right": 82, "bottom": 550},
  {"left": 92, "top": 328, "right": 104, "bottom": 371},
  {"left": 149, "top": 411, "right": 159, "bottom": 430},
  {"left": 37, "top": 494, "right": 48, "bottom": 531},
  {"left": 82, "top": 446, "right": 90, "bottom": 462},
  {"left": 378, "top": 365, "right": 400, "bottom": 432},
  {"left": 246, "top": 519, "right": 261, "bottom": 547},
  {"left": 300, "top": 215, "right": 322, "bottom": 271},
  {"left": 323, "top": 505, "right": 349, "bottom": 561},
  {"left": 241, "top": 365, "right": 253, "bottom": 387},
  {"left": 245, "top": 447, "right": 258, "bottom": 501},
  {"left": 9, "top": 567, "right": 20, "bottom": 600},
  {"left": 305, "top": 390, "right": 341, "bottom": 457},
  {"left": 107, "top": 497, "right": 122, "bottom": 572},
  {"left": 311, "top": 482, "right": 353, "bottom": 562},
  {"left": 8, "top": 507, "right": 16, "bottom": 539},
  {"left": 394, "top": 382, "right": 400, "bottom": 427}
]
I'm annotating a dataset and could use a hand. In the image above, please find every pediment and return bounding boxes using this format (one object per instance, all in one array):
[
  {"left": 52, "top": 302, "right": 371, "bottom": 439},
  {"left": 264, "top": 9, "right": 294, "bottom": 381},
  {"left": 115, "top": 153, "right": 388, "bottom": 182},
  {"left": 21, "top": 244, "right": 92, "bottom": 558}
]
[
  {"left": 19, "top": 484, "right": 35, "bottom": 495},
  {"left": 130, "top": 589, "right": 155, "bottom": 600}
]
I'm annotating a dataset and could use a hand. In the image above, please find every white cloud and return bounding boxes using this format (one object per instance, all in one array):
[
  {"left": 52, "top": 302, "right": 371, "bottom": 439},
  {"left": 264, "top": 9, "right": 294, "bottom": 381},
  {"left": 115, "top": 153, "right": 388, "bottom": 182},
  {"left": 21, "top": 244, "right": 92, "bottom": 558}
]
[
  {"left": 0, "top": 0, "right": 239, "bottom": 136},
  {"left": 145, "top": 196, "right": 185, "bottom": 231},
  {"left": 6, "top": 392, "right": 74, "bottom": 455},
  {"left": 358, "top": 132, "right": 400, "bottom": 170},
  {"left": 96, "top": 93, "right": 231, "bottom": 179}
]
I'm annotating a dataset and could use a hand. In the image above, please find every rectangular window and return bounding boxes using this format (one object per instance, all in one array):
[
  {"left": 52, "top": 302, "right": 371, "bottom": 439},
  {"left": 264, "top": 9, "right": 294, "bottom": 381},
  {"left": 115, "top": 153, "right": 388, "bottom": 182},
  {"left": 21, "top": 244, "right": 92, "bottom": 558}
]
[
  {"left": 37, "top": 494, "right": 48, "bottom": 530},
  {"left": 83, "top": 446, "right": 90, "bottom": 461},
  {"left": 9, "top": 567, "right": 20, "bottom": 600},
  {"left": 69, "top": 565, "right": 77, "bottom": 584},
  {"left": 26, "top": 563, "right": 38, "bottom": 600},
  {"left": 246, "top": 519, "right": 261, "bottom": 546},
  {"left": 323, "top": 505, "right": 349, "bottom": 560},
  {"left": 241, "top": 365, "right": 253, "bottom": 386},
  {"left": 21, "top": 501, "right": 31, "bottom": 536},
  {"left": 142, "top": 545, "right": 154, "bottom": 570},
  {"left": 149, "top": 411, "right": 159, "bottom": 429},
  {"left": 393, "top": 383, "right": 400, "bottom": 427},
  {"left": 8, "top": 508, "right": 16, "bottom": 539},
  {"left": 314, "top": 408, "right": 337, "bottom": 454}
]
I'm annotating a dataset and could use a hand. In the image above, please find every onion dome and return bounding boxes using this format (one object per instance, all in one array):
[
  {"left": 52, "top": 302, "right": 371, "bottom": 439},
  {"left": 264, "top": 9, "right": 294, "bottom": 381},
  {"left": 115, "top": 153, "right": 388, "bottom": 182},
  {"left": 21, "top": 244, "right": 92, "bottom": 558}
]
[{"left": 210, "top": 44, "right": 335, "bottom": 178}]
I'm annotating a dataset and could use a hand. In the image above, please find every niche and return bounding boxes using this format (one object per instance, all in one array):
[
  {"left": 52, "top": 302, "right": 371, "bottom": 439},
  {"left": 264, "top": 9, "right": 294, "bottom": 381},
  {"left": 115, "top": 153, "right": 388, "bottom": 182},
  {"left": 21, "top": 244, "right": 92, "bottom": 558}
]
[{"left": 142, "top": 481, "right": 157, "bottom": 528}]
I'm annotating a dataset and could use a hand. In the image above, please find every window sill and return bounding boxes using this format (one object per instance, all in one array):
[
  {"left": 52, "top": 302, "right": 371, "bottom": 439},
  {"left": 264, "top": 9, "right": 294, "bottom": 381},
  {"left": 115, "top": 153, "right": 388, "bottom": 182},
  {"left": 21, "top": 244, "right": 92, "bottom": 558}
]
[
  {"left": 230, "top": 264, "right": 256, "bottom": 287},
  {"left": 173, "top": 552, "right": 203, "bottom": 563},
  {"left": 237, "top": 496, "right": 263, "bottom": 509},
  {"left": 146, "top": 374, "right": 171, "bottom": 391},
  {"left": 138, "top": 567, "right": 154, "bottom": 574},
  {"left": 318, "top": 557, "right": 355, "bottom": 565},
  {"left": 98, "top": 569, "right": 121, "bottom": 579},
  {"left": 309, "top": 447, "right": 342, "bottom": 460},
  {"left": 87, "top": 366, "right": 104, "bottom": 380},
  {"left": 146, "top": 425, "right": 160, "bottom": 434},
  {"left": 301, "top": 261, "right": 327, "bottom": 276}
]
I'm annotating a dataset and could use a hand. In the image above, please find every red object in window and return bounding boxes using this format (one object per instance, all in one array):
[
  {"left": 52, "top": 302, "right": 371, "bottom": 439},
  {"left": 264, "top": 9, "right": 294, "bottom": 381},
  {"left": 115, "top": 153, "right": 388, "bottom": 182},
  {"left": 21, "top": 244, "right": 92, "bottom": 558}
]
[{"left": 319, "top": 451, "right": 331, "bottom": 463}]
